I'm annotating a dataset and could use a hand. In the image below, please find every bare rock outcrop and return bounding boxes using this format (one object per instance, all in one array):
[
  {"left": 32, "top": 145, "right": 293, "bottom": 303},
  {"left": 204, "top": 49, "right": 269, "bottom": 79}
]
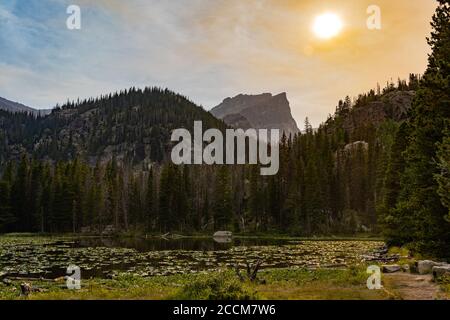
[{"left": 211, "top": 93, "right": 300, "bottom": 137}]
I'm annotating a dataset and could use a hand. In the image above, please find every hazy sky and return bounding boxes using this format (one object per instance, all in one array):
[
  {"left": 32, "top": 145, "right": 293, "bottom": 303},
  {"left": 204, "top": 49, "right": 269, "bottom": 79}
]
[{"left": 0, "top": 0, "right": 437, "bottom": 127}]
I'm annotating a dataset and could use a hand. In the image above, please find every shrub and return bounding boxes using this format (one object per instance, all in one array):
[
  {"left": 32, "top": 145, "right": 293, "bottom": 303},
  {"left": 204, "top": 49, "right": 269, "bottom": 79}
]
[{"left": 173, "top": 271, "right": 258, "bottom": 300}]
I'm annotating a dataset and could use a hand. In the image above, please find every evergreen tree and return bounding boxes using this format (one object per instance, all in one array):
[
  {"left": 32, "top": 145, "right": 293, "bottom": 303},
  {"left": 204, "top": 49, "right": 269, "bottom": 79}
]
[
  {"left": 436, "top": 134, "right": 450, "bottom": 221},
  {"left": 388, "top": 1, "right": 450, "bottom": 254},
  {"left": 11, "top": 155, "right": 29, "bottom": 232},
  {"left": 0, "top": 181, "right": 14, "bottom": 231},
  {"left": 146, "top": 167, "right": 155, "bottom": 231},
  {"left": 213, "top": 166, "right": 232, "bottom": 230},
  {"left": 159, "top": 163, "right": 174, "bottom": 232}
]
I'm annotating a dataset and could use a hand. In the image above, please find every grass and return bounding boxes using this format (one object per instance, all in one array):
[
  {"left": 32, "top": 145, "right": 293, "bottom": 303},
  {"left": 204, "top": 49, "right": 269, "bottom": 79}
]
[
  {"left": 257, "top": 267, "right": 389, "bottom": 300},
  {"left": 172, "top": 272, "right": 258, "bottom": 300},
  {"left": 387, "top": 246, "right": 417, "bottom": 269},
  {"left": 0, "top": 266, "right": 390, "bottom": 300},
  {"left": 435, "top": 274, "right": 450, "bottom": 296},
  {"left": 1, "top": 273, "right": 184, "bottom": 300}
]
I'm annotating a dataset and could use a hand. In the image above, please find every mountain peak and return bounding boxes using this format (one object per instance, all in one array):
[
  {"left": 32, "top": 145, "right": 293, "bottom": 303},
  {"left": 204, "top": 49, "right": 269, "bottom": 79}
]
[{"left": 211, "top": 92, "right": 300, "bottom": 136}]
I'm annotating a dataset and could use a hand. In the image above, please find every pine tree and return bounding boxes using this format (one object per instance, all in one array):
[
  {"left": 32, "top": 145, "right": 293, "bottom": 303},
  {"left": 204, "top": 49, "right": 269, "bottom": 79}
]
[
  {"left": 29, "top": 159, "right": 44, "bottom": 232},
  {"left": 213, "top": 166, "right": 232, "bottom": 230},
  {"left": 39, "top": 163, "right": 52, "bottom": 233},
  {"left": 159, "top": 163, "right": 173, "bottom": 232},
  {"left": 248, "top": 165, "right": 261, "bottom": 229},
  {"left": 11, "top": 155, "right": 29, "bottom": 231},
  {"left": 436, "top": 134, "right": 450, "bottom": 221},
  {"left": 146, "top": 167, "right": 154, "bottom": 231},
  {"left": 106, "top": 158, "right": 120, "bottom": 228},
  {"left": 379, "top": 123, "right": 410, "bottom": 244},
  {"left": 128, "top": 173, "right": 143, "bottom": 228},
  {"left": 304, "top": 117, "right": 313, "bottom": 134},
  {"left": 390, "top": 1, "right": 450, "bottom": 254},
  {"left": 0, "top": 181, "right": 14, "bottom": 231}
]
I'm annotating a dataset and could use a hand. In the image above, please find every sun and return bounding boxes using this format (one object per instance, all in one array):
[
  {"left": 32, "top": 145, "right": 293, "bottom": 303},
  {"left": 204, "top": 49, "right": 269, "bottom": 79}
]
[{"left": 313, "top": 13, "right": 343, "bottom": 39}]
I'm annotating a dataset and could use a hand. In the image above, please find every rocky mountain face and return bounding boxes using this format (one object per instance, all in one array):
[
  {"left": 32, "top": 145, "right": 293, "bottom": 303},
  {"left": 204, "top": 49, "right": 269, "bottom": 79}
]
[
  {"left": 0, "top": 96, "right": 51, "bottom": 116},
  {"left": 325, "top": 90, "right": 415, "bottom": 136},
  {"left": 211, "top": 93, "right": 300, "bottom": 137}
]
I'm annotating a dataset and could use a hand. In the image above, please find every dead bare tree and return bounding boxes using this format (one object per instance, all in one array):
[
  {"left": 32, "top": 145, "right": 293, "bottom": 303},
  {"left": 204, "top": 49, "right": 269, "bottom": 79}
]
[{"left": 234, "top": 260, "right": 265, "bottom": 284}]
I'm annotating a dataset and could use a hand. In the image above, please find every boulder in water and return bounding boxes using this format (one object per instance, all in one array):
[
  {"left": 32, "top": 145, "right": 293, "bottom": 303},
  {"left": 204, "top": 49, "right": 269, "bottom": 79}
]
[{"left": 213, "top": 231, "right": 233, "bottom": 238}]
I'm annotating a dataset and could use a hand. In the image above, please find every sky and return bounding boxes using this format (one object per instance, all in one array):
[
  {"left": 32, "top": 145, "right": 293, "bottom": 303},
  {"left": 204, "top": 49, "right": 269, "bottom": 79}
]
[{"left": 0, "top": 0, "right": 437, "bottom": 127}]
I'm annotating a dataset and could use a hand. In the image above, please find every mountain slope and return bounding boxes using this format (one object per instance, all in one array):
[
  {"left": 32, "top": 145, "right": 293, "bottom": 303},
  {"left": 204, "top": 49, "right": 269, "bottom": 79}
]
[
  {"left": 0, "top": 96, "right": 51, "bottom": 116},
  {"left": 211, "top": 93, "right": 300, "bottom": 137},
  {"left": 0, "top": 87, "right": 226, "bottom": 166}
]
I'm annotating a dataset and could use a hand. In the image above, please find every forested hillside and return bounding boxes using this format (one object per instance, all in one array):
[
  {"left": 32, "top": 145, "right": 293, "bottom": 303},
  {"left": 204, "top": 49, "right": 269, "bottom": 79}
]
[
  {"left": 0, "top": 80, "right": 418, "bottom": 236},
  {"left": 0, "top": 87, "right": 225, "bottom": 167}
]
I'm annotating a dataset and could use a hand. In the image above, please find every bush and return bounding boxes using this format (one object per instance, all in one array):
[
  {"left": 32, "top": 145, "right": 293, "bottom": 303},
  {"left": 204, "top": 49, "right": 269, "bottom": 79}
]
[{"left": 173, "top": 272, "right": 258, "bottom": 300}]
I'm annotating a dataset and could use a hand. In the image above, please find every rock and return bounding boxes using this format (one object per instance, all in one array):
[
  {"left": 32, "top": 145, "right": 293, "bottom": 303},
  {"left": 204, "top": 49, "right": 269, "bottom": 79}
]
[
  {"left": 327, "top": 91, "right": 415, "bottom": 136},
  {"left": 432, "top": 265, "right": 450, "bottom": 279},
  {"left": 344, "top": 141, "right": 369, "bottom": 153},
  {"left": 362, "top": 246, "right": 399, "bottom": 264},
  {"left": 382, "top": 265, "right": 402, "bottom": 273},
  {"left": 380, "top": 246, "right": 389, "bottom": 254},
  {"left": 402, "top": 264, "right": 410, "bottom": 272},
  {"left": 20, "top": 282, "right": 32, "bottom": 296},
  {"left": 213, "top": 231, "right": 233, "bottom": 238},
  {"left": 222, "top": 113, "right": 252, "bottom": 130},
  {"left": 417, "top": 260, "right": 446, "bottom": 275},
  {"left": 213, "top": 231, "right": 233, "bottom": 243},
  {"left": 211, "top": 93, "right": 300, "bottom": 137},
  {"left": 105, "top": 271, "right": 119, "bottom": 280}
]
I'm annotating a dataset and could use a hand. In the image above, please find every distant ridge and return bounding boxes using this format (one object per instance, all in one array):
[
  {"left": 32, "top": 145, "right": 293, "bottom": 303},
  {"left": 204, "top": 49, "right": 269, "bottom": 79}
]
[{"left": 0, "top": 96, "right": 51, "bottom": 116}]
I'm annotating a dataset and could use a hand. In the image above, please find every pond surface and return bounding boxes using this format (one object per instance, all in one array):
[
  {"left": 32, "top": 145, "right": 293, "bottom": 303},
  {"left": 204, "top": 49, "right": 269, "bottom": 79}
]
[{"left": 0, "top": 236, "right": 384, "bottom": 279}]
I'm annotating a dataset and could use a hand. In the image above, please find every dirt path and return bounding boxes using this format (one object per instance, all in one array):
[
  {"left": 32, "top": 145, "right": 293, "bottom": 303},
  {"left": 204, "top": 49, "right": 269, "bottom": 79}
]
[{"left": 383, "top": 273, "right": 445, "bottom": 300}]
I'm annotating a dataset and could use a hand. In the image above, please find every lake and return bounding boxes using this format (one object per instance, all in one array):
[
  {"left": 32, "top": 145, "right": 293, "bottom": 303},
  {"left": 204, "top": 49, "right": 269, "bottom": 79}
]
[{"left": 0, "top": 236, "right": 384, "bottom": 279}]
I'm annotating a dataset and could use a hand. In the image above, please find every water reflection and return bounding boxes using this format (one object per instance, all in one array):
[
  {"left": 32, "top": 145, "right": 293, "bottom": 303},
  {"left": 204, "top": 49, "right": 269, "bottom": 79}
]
[
  {"left": 75, "top": 237, "right": 290, "bottom": 252},
  {"left": 213, "top": 236, "right": 232, "bottom": 244}
]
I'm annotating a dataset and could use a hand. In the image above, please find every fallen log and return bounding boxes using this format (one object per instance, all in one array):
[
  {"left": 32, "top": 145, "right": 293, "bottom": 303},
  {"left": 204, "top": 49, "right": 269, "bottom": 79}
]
[{"left": 6, "top": 276, "right": 66, "bottom": 282}]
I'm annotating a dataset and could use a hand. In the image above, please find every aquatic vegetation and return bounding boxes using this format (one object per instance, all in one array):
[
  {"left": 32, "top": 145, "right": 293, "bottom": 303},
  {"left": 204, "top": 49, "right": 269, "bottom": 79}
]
[{"left": 0, "top": 236, "right": 384, "bottom": 279}]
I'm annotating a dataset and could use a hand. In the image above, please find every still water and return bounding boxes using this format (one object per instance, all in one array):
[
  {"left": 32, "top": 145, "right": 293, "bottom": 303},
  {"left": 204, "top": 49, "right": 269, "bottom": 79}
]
[{"left": 0, "top": 236, "right": 384, "bottom": 279}]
